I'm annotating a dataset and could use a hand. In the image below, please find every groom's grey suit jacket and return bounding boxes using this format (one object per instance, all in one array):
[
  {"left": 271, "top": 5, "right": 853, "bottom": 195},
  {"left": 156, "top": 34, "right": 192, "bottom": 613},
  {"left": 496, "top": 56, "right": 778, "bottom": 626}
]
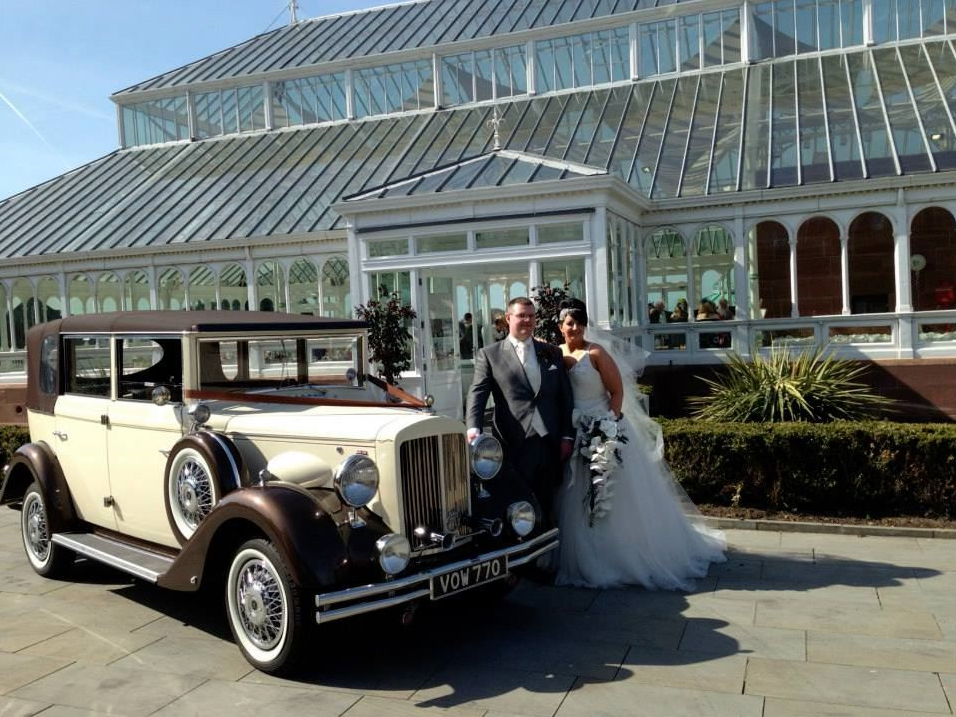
[{"left": 466, "top": 338, "right": 574, "bottom": 453}]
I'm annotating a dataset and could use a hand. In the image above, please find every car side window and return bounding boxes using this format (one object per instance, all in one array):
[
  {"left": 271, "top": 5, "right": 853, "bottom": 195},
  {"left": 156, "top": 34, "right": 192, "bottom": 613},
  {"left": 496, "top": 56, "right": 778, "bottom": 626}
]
[
  {"left": 64, "top": 337, "right": 111, "bottom": 398},
  {"left": 39, "top": 336, "right": 58, "bottom": 395},
  {"left": 118, "top": 337, "right": 182, "bottom": 402}
]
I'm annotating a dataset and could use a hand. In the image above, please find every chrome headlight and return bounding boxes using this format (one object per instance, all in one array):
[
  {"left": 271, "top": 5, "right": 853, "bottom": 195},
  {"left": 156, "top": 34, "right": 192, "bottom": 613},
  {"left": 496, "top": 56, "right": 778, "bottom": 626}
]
[
  {"left": 376, "top": 533, "right": 411, "bottom": 575},
  {"left": 469, "top": 434, "right": 503, "bottom": 480},
  {"left": 334, "top": 454, "right": 379, "bottom": 507},
  {"left": 507, "top": 500, "right": 536, "bottom": 537}
]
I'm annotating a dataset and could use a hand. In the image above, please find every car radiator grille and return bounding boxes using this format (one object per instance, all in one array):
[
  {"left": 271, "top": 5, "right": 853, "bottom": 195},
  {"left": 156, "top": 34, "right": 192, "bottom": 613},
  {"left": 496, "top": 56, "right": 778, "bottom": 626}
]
[{"left": 399, "top": 434, "right": 470, "bottom": 540}]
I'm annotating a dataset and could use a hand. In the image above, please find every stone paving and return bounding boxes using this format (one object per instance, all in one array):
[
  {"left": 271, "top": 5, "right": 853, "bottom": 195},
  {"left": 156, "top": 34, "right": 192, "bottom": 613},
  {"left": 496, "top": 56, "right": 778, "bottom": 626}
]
[{"left": 0, "top": 506, "right": 952, "bottom": 716}]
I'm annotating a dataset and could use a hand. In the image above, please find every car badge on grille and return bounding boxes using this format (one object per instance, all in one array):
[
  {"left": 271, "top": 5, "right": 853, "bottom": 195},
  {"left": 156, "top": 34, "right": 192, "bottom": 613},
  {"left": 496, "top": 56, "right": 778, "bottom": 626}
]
[{"left": 444, "top": 508, "right": 463, "bottom": 533}]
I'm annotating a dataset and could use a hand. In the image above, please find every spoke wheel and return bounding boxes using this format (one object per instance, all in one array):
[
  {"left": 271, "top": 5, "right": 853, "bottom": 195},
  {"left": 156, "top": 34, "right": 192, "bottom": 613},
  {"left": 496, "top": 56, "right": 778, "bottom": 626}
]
[
  {"left": 226, "top": 539, "right": 305, "bottom": 674},
  {"left": 167, "top": 447, "right": 218, "bottom": 540},
  {"left": 20, "top": 481, "right": 71, "bottom": 578}
]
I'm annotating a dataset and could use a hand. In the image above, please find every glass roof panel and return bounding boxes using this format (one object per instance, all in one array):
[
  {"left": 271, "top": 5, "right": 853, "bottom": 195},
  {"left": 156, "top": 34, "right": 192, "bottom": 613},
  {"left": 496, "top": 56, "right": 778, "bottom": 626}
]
[
  {"left": 545, "top": 92, "right": 590, "bottom": 157},
  {"left": 565, "top": 90, "right": 609, "bottom": 164},
  {"left": 474, "top": 155, "right": 519, "bottom": 187},
  {"left": 924, "top": 41, "right": 956, "bottom": 150},
  {"left": 900, "top": 44, "right": 956, "bottom": 170},
  {"left": 770, "top": 61, "right": 800, "bottom": 187},
  {"left": 607, "top": 83, "right": 655, "bottom": 180},
  {"left": 631, "top": 79, "right": 676, "bottom": 195},
  {"left": 529, "top": 164, "right": 564, "bottom": 181},
  {"left": 499, "top": 156, "right": 538, "bottom": 183},
  {"left": 526, "top": 94, "right": 572, "bottom": 154},
  {"left": 583, "top": 85, "right": 631, "bottom": 168},
  {"left": 433, "top": 0, "right": 488, "bottom": 44},
  {"left": 708, "top": 69, "right": 745, "bottom": 194},
  {"left": 652, "top": 75, "right": 697, "bottom": 199},
  {"left": 796, "top": 56, "right": 832, "bottom": 183},
  {"left": 572, "top": 0, "right": 622, "bottom": 21},
  {"left": 454, "top": 0, "right": 502, "bottom": 41},
  {"left": 741, "top": 64, "right": 771, "bottom": 190},
  {"left": 821, "top": 53, "right": 864, "bottom": 180},
  {"left": 847, "top": 51, "right": 898, "bottom": 177},
  {"left": 872, "top": 47, "right": 932, "bottom": 172},
  {"left": 680, "top": 71, "right": 721, "bottom": 197},
  {"left": 388, "top": 112, "right": 461, "bottom": 185},
  {"left": 435, "top": 106, "right": 492, "bottom": 165}
]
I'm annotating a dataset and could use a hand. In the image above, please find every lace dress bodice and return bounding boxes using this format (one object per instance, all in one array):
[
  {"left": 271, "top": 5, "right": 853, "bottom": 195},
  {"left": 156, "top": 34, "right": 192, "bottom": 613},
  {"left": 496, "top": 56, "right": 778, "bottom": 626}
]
[{"left": 568, "top": 350, "right": 610, "bottom": 415}]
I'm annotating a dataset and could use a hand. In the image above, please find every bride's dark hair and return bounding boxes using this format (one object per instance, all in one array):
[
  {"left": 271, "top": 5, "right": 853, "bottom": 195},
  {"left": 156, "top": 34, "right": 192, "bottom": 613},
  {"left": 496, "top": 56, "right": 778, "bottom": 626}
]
[{"left": 559, "top": 298, "right": 588, "bottom": 326}]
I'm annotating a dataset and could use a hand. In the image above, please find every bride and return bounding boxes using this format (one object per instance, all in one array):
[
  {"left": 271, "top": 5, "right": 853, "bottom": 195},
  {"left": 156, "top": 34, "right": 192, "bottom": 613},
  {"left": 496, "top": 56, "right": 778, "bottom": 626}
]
[{"left": 554, "top": 298, "right": 725, "bottom": 590}]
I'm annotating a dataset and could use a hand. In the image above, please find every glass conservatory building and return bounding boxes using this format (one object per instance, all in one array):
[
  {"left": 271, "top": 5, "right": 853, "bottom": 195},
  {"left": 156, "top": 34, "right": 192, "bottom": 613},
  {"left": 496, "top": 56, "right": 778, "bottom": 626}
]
[{"left": 2, "top": 0, "right": 956, "bottom": 417}]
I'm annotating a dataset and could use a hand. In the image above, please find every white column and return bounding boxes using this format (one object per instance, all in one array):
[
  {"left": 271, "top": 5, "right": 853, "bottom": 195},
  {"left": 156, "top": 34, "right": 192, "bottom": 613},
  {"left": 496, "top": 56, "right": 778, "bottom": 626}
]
[
  {"left": 863, "top": 0, "right": 875, "bottom": 45},
  {"left": 592, "top": 208, "right": 610, "bottom": 329},
  {"left": 432, "top": 54, "right": 443, "bottom": 108},
  {"left": 148, "top": 266, "right": 159, "bottom": 311},
  {"left": 789, "top": 233, "right": 799, "bottom": 318},
  {"left": 244, "top": 256, "right": 256, "bottom": 311},
  {"left": 263, "top": 81, "right": 274, "bottom": 130},
  {"left": 59, "top": 271, "right": 69, "bottom": 318},
  {"left": 630, "top": 23, "right": 640, "bottom": 80},
  {"left": 283, "top": 260, "right": 292, "bottom": 314},
  {"left": 526, "top": 40, "right": 537, "bottom": 95},
  {"left": 740, "top": 3, "right": 752, "bottom": 64},
  {"left": 840, "top": 234, "right": 850, "bottom": 315},
  {"left": 893, "top": 200, "right": 912, "bottom": 313},
  {"left": 347, "top": 224, "right": 365, "bottom": 306},
  {"left": 345, "top": 69, "right": 355, "bottom": 119},
  {"left": 6, "top": 290, "right": 15, "bottom": 351}
]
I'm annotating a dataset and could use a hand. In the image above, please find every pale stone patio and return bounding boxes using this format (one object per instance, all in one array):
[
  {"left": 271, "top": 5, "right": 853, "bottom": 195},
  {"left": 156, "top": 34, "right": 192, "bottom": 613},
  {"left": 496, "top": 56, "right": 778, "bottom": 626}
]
[{"left": 0, "top": 506, "right": 952, "bottom": 717}]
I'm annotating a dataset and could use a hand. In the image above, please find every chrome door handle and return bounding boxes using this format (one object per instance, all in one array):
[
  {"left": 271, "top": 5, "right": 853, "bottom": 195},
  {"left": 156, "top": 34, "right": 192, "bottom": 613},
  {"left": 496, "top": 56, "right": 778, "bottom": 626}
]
[{"left": 52, "top": 431, "right": 67, "bottom": 440}]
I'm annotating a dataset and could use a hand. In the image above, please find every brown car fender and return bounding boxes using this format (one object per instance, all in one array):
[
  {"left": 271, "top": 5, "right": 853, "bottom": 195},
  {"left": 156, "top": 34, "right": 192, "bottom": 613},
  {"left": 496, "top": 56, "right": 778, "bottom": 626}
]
[
  {"left": 158, "top": 483, "right": 348, "bottom": 592},
  {"left": 0, "top": 443, "right": 76, "bottom": 532}
]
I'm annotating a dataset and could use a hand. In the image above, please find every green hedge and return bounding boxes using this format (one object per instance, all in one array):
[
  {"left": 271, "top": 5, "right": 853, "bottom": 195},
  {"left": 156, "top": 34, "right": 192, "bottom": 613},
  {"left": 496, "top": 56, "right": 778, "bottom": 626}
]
[
  {"left": 660, "top": 419, "right": 956, "bottom": 518},
  {"left": 0, "top": 426, "right": 28, "bottom": 469}
]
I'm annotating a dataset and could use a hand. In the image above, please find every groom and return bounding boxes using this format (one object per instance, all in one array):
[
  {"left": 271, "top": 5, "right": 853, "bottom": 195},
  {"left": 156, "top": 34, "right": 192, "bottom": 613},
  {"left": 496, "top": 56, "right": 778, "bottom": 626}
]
[{"left": 466, "top": 297, "right": 575, "bottom": 526}]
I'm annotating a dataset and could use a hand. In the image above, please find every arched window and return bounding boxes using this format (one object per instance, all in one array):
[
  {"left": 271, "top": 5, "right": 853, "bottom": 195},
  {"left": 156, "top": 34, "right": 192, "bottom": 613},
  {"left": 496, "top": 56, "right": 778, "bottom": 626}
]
[
  {"left": 257, "top": 261, "right": 286, "bottom": 312},
  {"left": 320, "top": 255, "right": 349, "bottom": 318},
  {"left": 69, "top": 274, "right": 94, "bottom": 316},
  {"left": 188, "top": 266, "right": 216, "bottom": 311},
  {"left": 692, "top": 225, "right": 735, "bottom": 318},
  {"left": 749, "top": 221, "right": 791, "bottom": 319},
  {"left": 910, "top": 207, "right": 956, "bottom": 311},
  {"left": 796, "top": 217, "right": 842, "bottom": 316},
  {"left": 219, "top": 263, "right": 247, "bottom": 310},
  {"left": 11, "top": 279, "right": 34, "bottom": 349},
  {"left": 289, "top": 259, "right": 319, "bottom": 315},
  {"left": 644, "top": 229, "right": 688, "bottom": 320},
  {"left": 848, "top": 212, "right": 894, "bottom": 314},
  {"left": 37, "top": 276, "right": 61, "bottom": 322},
  {"left": 124, "top": 270, "right": 151, "bottom": 311},
  {"left": 158, "top": 268, "right": 185, "bottom": 310},
  {"left": 97, "top": 272, "right": 122, "bottom": 313}
]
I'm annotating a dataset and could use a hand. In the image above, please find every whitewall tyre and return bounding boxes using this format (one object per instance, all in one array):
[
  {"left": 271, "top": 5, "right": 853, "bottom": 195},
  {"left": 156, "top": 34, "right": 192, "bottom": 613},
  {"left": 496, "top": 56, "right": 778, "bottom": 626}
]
[
  {"left": 225, "top": 539, "right": 305, "bottom": 674},
  {"left": 20, "top": 481, "right": 71, "bottom": 578},
  {"left": 166, "top": 446, "right": 219, "bottom": 542}
]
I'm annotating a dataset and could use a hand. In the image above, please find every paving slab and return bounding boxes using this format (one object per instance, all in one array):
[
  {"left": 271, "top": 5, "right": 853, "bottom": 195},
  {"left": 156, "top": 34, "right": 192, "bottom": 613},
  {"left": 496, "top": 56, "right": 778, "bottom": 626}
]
[
  {"left": 557, "top": 679, "right": 764, "bottom": 717},
  {"left": 617, "top": 646, "right": 749, "bottom": 694},
  {"left": 744, "top": 656, "right": 951, "bottom": 713},
  {"left": 9, "top": 663, "right": 205, "bottom": 716},
  {"left": 755, "top": 597, "right": 943, "bottom": 639},
  {"left": 807, "top": 630, "right": 956, "bottom": 672},
  {"left": 109, "top": 636, "right": 255, "bottom": 680},
  {"left": 679, "top": 621, "right": 806, "bottom": 660},
  {"left": 0, "top": 652, "right": 71, "bottom": 695},
  {"left": 18, "top": 627, "right": 161, "bottom": 666},
  {"left": 0, "top": 694, "right": 53, "bottom": 716},
  {"left": 412, "top": 665, "right": 576, "bottom": 716},
  {"left": 151, "top": 679, "right": 359, "bottom": 717},
  {"left": 763, "top": 696, "right": 952, "bottom": 717},
  {"left": 343, "top": 695, "right": 485, "bottom": 717}
]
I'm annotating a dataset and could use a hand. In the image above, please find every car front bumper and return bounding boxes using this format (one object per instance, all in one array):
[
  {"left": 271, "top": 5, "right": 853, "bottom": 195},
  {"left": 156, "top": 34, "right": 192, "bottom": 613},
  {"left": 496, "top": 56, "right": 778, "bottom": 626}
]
[{"left": 314, "top": 527, "right": 559, "bottom": 624}]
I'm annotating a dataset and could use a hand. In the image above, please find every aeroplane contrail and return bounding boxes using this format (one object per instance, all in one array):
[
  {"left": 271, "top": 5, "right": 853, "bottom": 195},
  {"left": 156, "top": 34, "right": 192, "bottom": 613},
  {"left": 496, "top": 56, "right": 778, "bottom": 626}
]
[{"left": 0, "top": 88, "right": 71, "bottom": 170}]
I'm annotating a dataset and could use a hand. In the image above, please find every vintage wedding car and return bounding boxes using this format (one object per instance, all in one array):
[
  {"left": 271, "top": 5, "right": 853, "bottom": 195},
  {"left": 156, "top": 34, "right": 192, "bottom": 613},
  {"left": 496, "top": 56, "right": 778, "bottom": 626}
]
[{"left": 1, "top": 311, "right": 557, "bottom": 673}]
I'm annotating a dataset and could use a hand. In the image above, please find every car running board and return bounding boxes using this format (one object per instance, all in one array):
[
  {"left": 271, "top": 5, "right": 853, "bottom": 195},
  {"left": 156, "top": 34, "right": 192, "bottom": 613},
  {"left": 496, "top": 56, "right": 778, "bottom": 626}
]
[{"left": 52, "top": 533, "right": 174, "bottom": 583}]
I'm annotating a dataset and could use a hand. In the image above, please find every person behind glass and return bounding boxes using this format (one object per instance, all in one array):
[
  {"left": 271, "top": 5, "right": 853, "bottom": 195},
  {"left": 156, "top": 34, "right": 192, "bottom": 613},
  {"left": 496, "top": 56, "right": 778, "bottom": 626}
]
[
  {"left": 696, "top": 300, "right": 720, "bottom": 320},
  {"left": 717, "top": 298, "right": 734, "bottom": 320},
  {"left": 670, "top": 299, "right": 689, "bottom": 322},
  {"left": 458, "top": 312, "right": 475, "bottom": 359},
  {"left": 466, "top": 297, "right": 575, "bottom": 527}
]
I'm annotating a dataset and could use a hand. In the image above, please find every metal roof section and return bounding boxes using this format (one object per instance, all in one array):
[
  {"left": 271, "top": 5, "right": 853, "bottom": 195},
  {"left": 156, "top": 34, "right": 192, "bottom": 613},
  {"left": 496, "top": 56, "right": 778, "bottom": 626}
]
[
  {"left": 5, "top": 41, "right": 956, "bottom": 261},
  {"left": 114, "top": 0, "right": 669, "bottom": 96},
  {"left": 345, "top": 148, "right": 607, "bottom": 200}
]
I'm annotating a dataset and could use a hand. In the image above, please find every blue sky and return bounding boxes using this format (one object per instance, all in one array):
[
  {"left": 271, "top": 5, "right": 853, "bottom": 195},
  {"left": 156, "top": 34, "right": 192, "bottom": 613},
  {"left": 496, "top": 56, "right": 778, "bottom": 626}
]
[{"left": 0, "top": 0, "right": 378, "bottom": 201}]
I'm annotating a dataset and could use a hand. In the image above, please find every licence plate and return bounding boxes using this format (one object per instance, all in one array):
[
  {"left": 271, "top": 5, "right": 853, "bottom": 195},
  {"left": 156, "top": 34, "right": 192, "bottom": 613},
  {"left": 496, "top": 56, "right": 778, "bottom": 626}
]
[{"left": 431, "top": 555, "right": 508, "bottom": 599}]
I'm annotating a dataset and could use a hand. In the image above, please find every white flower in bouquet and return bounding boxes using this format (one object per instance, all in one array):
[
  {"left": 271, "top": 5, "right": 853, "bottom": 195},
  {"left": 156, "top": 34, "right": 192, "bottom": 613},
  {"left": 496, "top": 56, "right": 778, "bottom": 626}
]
[{"left": 575, "top": 410, "right": 629, "bottom": 527}]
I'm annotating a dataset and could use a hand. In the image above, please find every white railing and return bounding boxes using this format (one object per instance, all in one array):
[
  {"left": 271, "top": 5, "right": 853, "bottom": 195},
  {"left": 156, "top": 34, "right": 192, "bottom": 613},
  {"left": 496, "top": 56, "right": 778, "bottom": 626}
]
[{"left": 613, "top": 310, "right": 956, "bottom": 365}]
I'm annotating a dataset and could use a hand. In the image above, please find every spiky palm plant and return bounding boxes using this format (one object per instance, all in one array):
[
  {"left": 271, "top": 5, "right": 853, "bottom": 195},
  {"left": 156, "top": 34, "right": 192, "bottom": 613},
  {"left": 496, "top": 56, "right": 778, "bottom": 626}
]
[{"left": 690, "top": 344, "right": 893, "bottom": 422}]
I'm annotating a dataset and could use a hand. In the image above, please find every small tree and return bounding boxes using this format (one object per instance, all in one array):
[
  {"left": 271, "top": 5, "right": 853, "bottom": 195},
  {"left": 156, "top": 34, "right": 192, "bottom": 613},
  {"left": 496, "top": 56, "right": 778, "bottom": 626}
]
[
  {"left": 530, "top": 282, "right": 571, "bottom": 345},
  {"left": 355, "top": 286, "right": 417, "bottom": 385}
]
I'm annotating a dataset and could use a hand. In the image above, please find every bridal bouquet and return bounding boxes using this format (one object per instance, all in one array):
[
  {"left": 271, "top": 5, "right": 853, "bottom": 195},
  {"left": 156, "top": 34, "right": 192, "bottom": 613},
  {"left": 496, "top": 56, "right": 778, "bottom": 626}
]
[{"left": 575, "top": 411, "right": 628, "bottom": 527}]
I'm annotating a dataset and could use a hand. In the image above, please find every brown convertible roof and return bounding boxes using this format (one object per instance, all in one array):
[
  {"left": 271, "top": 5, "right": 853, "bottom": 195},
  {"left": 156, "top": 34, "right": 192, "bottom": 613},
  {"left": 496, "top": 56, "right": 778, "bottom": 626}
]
[{"left": 45, "top": 311, "right": 366, "bottom": 334}]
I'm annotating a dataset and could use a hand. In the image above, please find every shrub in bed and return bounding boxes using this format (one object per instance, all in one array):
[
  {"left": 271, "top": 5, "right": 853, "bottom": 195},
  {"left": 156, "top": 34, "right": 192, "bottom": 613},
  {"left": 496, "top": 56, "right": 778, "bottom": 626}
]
[{"left": 660, "top": 418, "right": 956, "bottom": 519}]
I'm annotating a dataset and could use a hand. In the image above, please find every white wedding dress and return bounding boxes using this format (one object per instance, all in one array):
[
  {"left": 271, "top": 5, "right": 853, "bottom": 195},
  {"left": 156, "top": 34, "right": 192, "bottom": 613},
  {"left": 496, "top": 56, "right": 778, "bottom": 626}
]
[{"left": 555, "top": 350, "right": 726, "bottom": 590}]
